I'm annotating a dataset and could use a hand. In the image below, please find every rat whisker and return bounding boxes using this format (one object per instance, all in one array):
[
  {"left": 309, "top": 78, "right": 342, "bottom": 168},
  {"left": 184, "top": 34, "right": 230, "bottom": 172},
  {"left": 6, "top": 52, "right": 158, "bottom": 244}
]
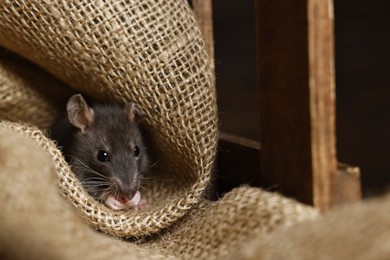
[
  {"left": 138, "top": 183, "right": 148, "bottom": 193},
  {"left": 83, "top": 169, "right": 109, "bottom": 180},
  {"left": 69, "top": 156, "right": 110, "bottom": 180},
  {"left": 99, "top": 191, "right": 111, "bottom": 202},
  {"left": 112, "top": 184, "right": 120, "bottom": 199},
  {"left": 97, "top": 182, "right": 117, "bottom": 201},
  {"left": 81, "top": 180, "right": 108, "bottom": 186},
  {"left": 139, "top": 175, "right": 151, "bottom": 181},
  {"left": 81, "top": 175, "right": 108, "bottom": 182},
  {"left": 81, "top": 178, "right": 104, "bottom": 184},
  {"left": 145, "top": 160, "right": 160, "bottom": 172}
]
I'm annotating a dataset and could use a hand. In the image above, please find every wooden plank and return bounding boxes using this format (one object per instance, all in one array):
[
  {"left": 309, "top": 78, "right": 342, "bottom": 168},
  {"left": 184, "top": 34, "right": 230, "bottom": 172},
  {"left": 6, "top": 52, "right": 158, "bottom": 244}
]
[
  {"left": 255, "top": 0, "right": 314, "bottom": 207},
  {"left": 219, "top": 132, "right": 261, "bottom": 151},
  {"left": 254, "top": 0, "right": 343, "bottom": 212},
  {"left": 311, "top": 0, "right": 363, "bottom": 209},
  {"left": 308, "top": 0, "right": 338, "bottom": 211}
]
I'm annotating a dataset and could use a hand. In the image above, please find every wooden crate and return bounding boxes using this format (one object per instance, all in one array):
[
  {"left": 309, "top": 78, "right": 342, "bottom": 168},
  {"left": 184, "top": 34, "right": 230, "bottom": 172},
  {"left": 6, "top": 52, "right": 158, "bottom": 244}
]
[{"left": 192, "top": 0, "right": 361, "bottom": 212}]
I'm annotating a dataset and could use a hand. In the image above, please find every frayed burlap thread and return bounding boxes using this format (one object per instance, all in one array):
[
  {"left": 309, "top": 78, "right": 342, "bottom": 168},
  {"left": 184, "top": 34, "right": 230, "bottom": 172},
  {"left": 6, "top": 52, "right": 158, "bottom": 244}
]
[{"left": 0, "top": 0, "right": 218, "bottom": 237}]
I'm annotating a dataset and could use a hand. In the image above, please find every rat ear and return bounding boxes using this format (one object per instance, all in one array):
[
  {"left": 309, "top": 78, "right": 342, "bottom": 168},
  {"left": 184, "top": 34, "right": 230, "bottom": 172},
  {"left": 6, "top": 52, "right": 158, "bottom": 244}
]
[
  {"left": 66, "top": 94, "right": 94, "bottom": 133},
  {"left": 124, "top": 103, "right": 143, "bottom": 123}
]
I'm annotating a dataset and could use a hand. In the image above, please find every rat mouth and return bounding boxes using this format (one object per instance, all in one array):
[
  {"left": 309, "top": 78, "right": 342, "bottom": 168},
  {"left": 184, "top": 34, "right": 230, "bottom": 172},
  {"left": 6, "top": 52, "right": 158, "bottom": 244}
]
[{"left": 105, "top": 191, "right": 141, "bottom": 210}]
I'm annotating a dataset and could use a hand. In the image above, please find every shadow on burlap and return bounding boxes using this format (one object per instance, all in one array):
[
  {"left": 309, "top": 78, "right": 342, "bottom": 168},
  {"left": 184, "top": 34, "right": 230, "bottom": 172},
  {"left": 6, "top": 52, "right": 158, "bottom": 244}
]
[{"left": 1, "top": 1, "right": 388, "bottom": 259}]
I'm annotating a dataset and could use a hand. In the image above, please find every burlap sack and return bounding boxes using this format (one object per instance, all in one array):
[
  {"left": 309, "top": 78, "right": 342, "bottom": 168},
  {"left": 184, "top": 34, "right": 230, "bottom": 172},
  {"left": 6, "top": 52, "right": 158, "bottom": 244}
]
[
  {"left": 0, "top": 124, "right": 318, "bottom": 259},
  {"left": 2, "top": 123, "right": 387, "bottom": 259},
  {"left": 0, "top": 0, "right": 323, "bottom": 258},
  {"left": 1, "top": 1, "right": 388, "bottom": 259},
  {"left": 0, "top": 0, "right": 218, "bottom": 237}
]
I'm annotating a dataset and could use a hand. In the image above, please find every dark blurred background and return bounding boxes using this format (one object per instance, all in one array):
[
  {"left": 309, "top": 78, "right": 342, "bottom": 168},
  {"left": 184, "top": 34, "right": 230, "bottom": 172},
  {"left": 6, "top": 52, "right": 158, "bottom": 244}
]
[{"left": 213, "top": 0, "right": 390, "bottom": 197}]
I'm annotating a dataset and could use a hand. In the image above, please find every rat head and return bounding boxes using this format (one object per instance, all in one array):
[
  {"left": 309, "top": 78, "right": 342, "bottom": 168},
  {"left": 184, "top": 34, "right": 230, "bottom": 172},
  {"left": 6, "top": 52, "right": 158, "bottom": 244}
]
[{"left": 66, "top": 94, "right": 149, "bottom": 209}]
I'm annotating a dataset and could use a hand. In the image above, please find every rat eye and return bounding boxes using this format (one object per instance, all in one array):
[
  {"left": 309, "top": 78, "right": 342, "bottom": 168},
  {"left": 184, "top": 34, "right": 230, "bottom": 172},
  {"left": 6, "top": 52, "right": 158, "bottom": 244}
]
[
  {"left": 97, "top": 150, "right": 110, "bottom": 162},
  {"left": 133, "top": 146, "right": 140, "bottom": 157}
]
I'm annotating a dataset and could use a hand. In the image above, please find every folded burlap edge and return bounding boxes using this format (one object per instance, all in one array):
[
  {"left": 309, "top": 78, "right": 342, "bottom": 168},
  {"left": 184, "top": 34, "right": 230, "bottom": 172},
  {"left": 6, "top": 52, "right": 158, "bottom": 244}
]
[{"left": 0, "top": 120, "right": 210, "bottom": 238}]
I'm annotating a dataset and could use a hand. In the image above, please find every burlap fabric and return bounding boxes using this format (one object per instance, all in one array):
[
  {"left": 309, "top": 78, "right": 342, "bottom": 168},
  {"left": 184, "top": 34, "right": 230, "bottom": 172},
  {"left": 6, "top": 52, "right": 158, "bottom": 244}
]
[
  {"left": 1, "top": 125, "right": 388, "bottom": 259},
  {"left": 4, "top": 0, "right": 378, "bottom": 259},
  {"left": 0, "top": 0, "right": 219, "bottom": 238},
  {"left": 234, "top": 193, "right": 390, "bottom": 260},
  {"left": 0, "top": 125, "right": 319, "bottom": 259},
  {"left": 0, "top": 126, "right": 164, "bottom": 259}
]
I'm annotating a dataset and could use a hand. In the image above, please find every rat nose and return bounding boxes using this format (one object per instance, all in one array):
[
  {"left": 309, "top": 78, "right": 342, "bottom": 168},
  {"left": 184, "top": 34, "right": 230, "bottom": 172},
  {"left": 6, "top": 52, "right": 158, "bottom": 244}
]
[
  {"left": 116, "top": 195, "right": 128, "bottom": 204},
  {"left": 114, "top": 178, "right": 137, "bottom": 198}
]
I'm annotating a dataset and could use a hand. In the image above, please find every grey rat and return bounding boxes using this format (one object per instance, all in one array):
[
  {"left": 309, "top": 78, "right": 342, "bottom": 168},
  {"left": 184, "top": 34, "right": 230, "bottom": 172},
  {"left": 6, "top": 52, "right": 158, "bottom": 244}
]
[{"left": 50, "top": 94, "right": 150, "bottom": 210}]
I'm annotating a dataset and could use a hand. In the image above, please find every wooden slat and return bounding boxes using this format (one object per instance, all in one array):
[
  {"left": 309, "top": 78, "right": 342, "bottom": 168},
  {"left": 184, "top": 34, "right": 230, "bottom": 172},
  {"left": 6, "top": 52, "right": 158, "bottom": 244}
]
[
  {"left": 255, "top": 0, "right": 314, "bottom": 207},
  {"left": 192, "top": 0, "right": 360, "bottom": 210},
  {"left": 254, "top": 0, "right": 360, "bottom": 212},
  {"left": 308, "top": 0, "right": 338, "bottom": 211}
]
